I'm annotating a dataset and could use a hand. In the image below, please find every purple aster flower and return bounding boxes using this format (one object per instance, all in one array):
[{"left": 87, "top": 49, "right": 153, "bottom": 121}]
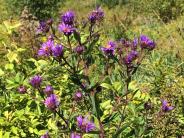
[
  {"left": 140, "top": 35, "right": 155, "bottom": 50},
  {"left": 51, "top": 44, "right": 64, "bottom": 57},
  {"left": 124, "top": 50, "right": 138, "bottom": 65},
  {"left": 77, "top": 115, "right": 95, "bottom": 133},
  {"left": 132, "top": 38, "right": 138, "bottom": 49},
  {"left": 61, "top": 11, "right": 75, "bottom": 25},
  {"left": 70, "top": 132, "right": 81, "bottom": 138},
  {"left": 161, "top": 100, "right": 174, "bottom": 112},
  {"left": 101, "top": 41, "right": 116, "bottom": 56},
  {"left": 29, "top": 75, "right": 42, "bottom": 88},
  {"left": 89, "top": 7, "right": 104, "bottom": 24},
  {"left": 58, "top": 23, "right": 75, "bottom": 36},
  {"left": 37, "top": 21, "right": 50, "bottom": 34},
  {"left": 41, "top": 132, "right": 50, "bottom": 138},
  {"left": 74, "top": 91, "right": 83, "bottom": 101},
  {"left": 44, "top": 94, "right": 60, "bottom": 110},
  {"left": 44, "top": 85, "right": 53, "bottom": 96},
  {"left": 38, "top": 40, "right": 54, "bottom": 56},
  {"left": 17, "top": 85, "right": 27, "bottom": 94},
  {"left": 74, "top": 45, "right": 85, "bottom": 54}
]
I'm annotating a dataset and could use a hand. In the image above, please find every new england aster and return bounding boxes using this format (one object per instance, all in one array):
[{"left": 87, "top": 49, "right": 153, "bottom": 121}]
[
  {"left": 101, "top": 41, "right": 116, "bottom": 56},
  {"left": 44, "top": 85, "right": 54, "bottom": 96},
  {"left": 89, "top": 7, "right": 104, "bottom": 24},
  {"left": 58, "top": 23, "right": 75, "bottom": 36},
  {"left": 123, "top": 50, "right": 138, "bottom": 65},
  {"left": 51, "top": 44, "right": 64, "bottom": 57},
  {"left": 140, "top": 35, "right": 155, "bottom": 50},
  {"left": 44, "top": 94, "right": 60, "bottom": 110},
  {"left": 29, "top": 75, "right": 42, "bottom": 88},
  {"left": 38, "top": 40, "right": 54, "bottom": 56},
  {"left": 61, "top": 11, "right": 75, "bottom": 25},
  {"left": 77, "top": 115, "right": 95, "bottom": 133},
  {"left": 161, "top": 100, "right": 174, "bottom": 112},
  {"left": 40, "top": 132, "right": 50, "bottom": 138}
]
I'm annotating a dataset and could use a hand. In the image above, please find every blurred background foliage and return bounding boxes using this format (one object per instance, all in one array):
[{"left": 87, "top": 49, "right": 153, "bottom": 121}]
[{"left": 0, "top": 0, "right": 184, "bottom": 137}]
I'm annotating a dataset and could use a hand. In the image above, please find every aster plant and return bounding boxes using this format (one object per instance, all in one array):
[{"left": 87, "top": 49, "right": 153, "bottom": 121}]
[{"left": 17, "top": 7, "right": 176, "bottom": 138}]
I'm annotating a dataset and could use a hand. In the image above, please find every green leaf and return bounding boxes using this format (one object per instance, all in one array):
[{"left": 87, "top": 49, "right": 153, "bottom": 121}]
[
  {"left": 0, "top": 68, "right": 4, "bottom": 76},
  {"left": 5, "top": 63, "right": 14, "bottom": 70}
]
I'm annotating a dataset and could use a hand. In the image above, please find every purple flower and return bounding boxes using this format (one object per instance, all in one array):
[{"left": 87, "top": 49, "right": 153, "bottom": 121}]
[
  {"left": 89, "top": 7, "right": 104, "bottom": 23},
  {"left": 37, "top": 21, "right": 50, "bottom": 34},
  {"left": 61, "top": 11, "right": 75, "bottom": 25},
  {"left": 140, "top": 35, "right": 155, "bottom": 50},
  {"left": 77, "top": 115, "right": 95, "bottom": 133},
  {"left": 124, "top": 50, "right": 138, "bottom": 65},
  {"left": 74, "top": 91, "right": 83, "bottom": 101},
  {"left": 44, "top": 94, "right": 60, "bottom": 110},
  {"left": 51, "top": 44, "right": 64, "bottom": 57},
  {"left": 38, "top": 40, "right": 54, "bottom": 56},
  {"left": 29, "top": 75, "right": 42, "bottom": 88},
  {"left": 44, "top": 85, "right": 53, "bottom": 96},
  {"left": 161, "top": 100, "right": 174, "bottom": 112},
  {"left": 101, "top": 41, "right": 116, "bottom": 56},
  {"left": 70, "top": 132, "right": 81, "bottom": 138},
  {"left": 74, "top": 45, "right": 85, "bottom": 54},
  {"left": 17, "top": 85, "right": 27, "bottom": 94},
  {"left": 58, "top": 23, "right": 75, "bottom": 36},
  {"left": 41, "top": 132, "right": 50, "bottom": 138}
]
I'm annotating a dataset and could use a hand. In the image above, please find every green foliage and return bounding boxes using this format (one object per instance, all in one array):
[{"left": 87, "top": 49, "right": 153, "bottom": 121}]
[{"left": 5, "top": 0, "right": 64, "bottom": 20}]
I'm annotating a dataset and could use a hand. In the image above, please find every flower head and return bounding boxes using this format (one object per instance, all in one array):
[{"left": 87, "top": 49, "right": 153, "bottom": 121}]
[
  {"left": 44, "top": 94, "right": 60, "bottom": 110},
  {"left": 74, "top": 91, "right": 83, "bottom": 101},
  {"left": 77, "top": 115, "right": 95, "bottom": 132},
  {"left": 41, "top": 132, "right": 50, "bottom": 138},
  {"left": 74, "top": 45, "right": 85, "bottom": 54},
  {"left": 101, "top": 41, "right": 116, "bottom": 56},
  {"left": 70, "top": 132, "right": 81, "bottom": 138},
  {"left": 29, "top": 75, "right": 42, "bottom": 88},
  {"left": 58, "top": 23, "right": 75, "bottom": 36},
  {"left": 61, "top": 11, "right": 75, "bottom": 25},
  {"left": 44, "top": 85, "right": 53, "bottom": 96},
  {"left": 37, "top": 21, "right": 50, "bottom": 34},
  {"left": 124, "top": 50, "right": 138, "bottom": 65},
  {"left": 38, "top": 40, "right": 54, "bottom": 56},
  {"left": 17, "top": 85, "right": 27, "bottom": 94},
  {"left": 51, "top": 44, "right": 64, "bottom": 57},
  {"left": 161, "top": 100, "right": 174, "bottom": 112},
  {"left": 140, "top": 35, "right": 155, "bottom": 50},
  {"left": 89, "top": 7, "right": 104, "bottom": 23}
]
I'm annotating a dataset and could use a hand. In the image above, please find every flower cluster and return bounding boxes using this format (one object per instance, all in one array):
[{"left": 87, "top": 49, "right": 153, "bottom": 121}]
[
  {"left": 37, "top": 19, "right": 53, "bottom": 34},
  {"left": 38, "top": 39, "right": 63, "bottom": 58},
  {"left": 59, "top": 11, "right": 75, "bottom": 36},
  {"left": 89, "top": 7, "right": 104, "bottom": 24},
  {"left": 101, "top": 41, "right": 116, "bottom": 57},
  {"left": 77, "top": 115, "right": 95, "bottom": 132}
]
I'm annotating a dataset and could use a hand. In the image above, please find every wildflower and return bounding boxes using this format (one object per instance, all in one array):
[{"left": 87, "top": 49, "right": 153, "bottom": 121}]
[
  {"left": 44, "top": 94, "right": 60, "bottom": 110},
  {"left": 123, "top": 50, "right": 138, "bottom": 65},
  {"left": 74, "top": 45, "right": 85, "bottom": 54},
  {"left": 101, "top": 41, "right": 116, "bottom": 56},
  {"left": 161, "top": 100, "right": 174, "bottom": 112},
  {"left": 17, "top": 85, "right": 27, "bottom": 94},
  {"left": 38, "top": 40, "right": 54, "bottom": 56},
  {"left": 89, "top": 7, "right": 104, "bottom": 24},
  {"left": 58, "top": 23, "right": 75, "bottom": 36},
  {"left": 77, "top": 115, "right": 95, "bottom": 133},
  {"left": 61, "top": 11, "right": 75, "bottom": 25},
  {"left": 140, "top": 35, "right": 155, "bottom": 50},
  {"left": 44, "top": 85, "right": 53, "bottom": 96},
  {"left": 29, "top": 75, "right": 42, "bottom": 88},
  {"left": 51, "top": 44, "right": 64, "bottom": 57},
  {"left": 70, "top": 132, "right": 81, "bottom": 138},
  {"left": 74, "top": 91, "right": 83, "bottom": 101},
  {"left": 46, "top": 18, "right": 53, "bottom": 26},
  {"left": 41, "top": 132, "right": 50, "bottom": 138},
  {"left": 37, "top": 21, "right": 50, "bottom": 33}
]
